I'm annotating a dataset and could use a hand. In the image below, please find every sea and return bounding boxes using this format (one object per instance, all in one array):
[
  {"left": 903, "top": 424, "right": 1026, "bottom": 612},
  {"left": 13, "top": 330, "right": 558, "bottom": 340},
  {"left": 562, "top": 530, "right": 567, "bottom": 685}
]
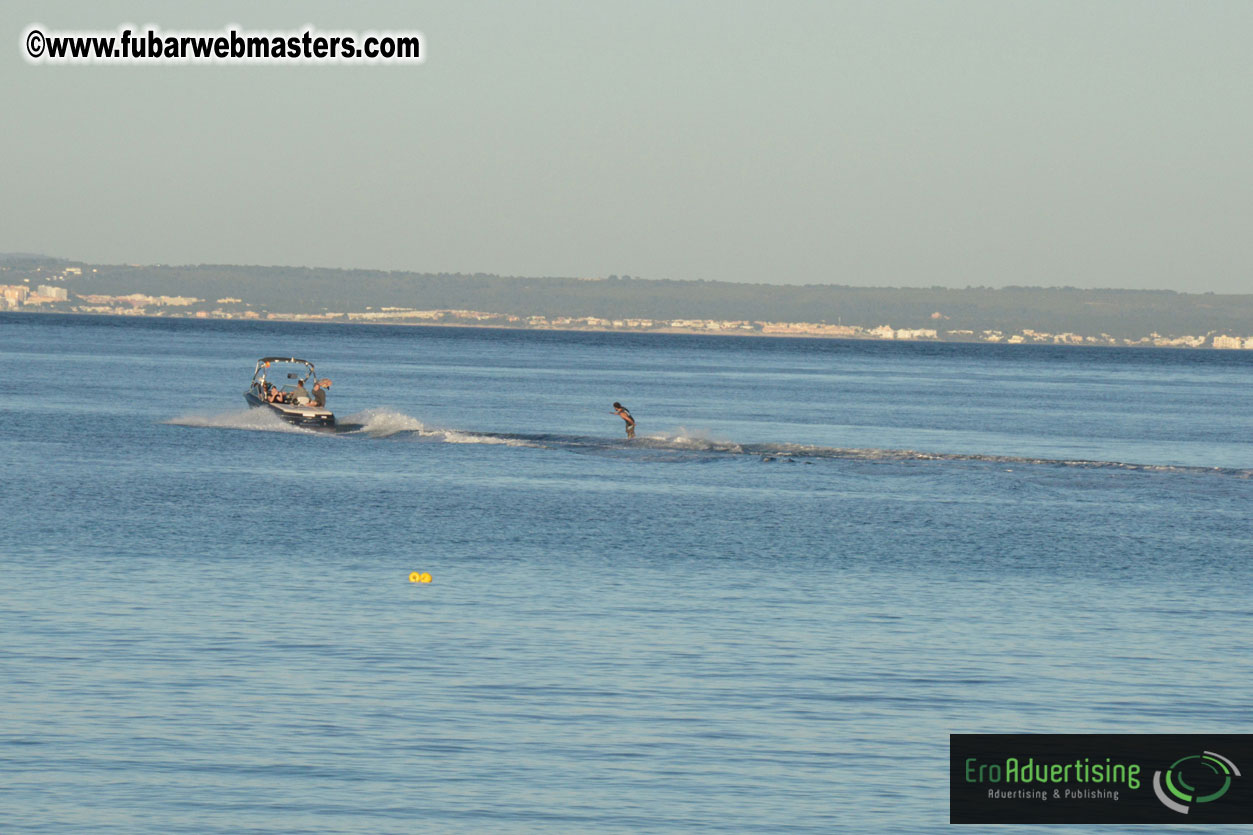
[{"left": 2, "top": 312, "right": 1251, "bottom": 834}]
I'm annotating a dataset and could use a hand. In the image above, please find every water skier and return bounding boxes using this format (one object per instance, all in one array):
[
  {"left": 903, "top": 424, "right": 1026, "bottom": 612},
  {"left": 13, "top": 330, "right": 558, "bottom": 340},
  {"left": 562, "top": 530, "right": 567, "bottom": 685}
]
[{"left": 613, "top": 402, "right": 636, "bottom": 439}]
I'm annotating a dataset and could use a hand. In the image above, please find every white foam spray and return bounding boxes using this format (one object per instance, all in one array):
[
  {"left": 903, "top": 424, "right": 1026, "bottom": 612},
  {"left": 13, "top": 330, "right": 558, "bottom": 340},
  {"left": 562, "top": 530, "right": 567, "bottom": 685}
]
[
  {"left": 165, "top": 408, "right": 313, "bottom": 433},
  {"left": 647, "top": 427, "right": 744, "bottom": 454},
  {"left": 337, "top": 409, "right": 535, "bottom": 446},
  {"left": 337, "top": 408, "right": 429, "bottom": 438}
]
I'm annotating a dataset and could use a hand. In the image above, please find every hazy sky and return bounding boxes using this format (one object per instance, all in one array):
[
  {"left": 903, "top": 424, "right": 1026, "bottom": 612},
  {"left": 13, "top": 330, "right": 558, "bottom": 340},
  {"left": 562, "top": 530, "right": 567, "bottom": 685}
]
[{"left": 4, "top": 1, "right": 1252, "bottom": 291}]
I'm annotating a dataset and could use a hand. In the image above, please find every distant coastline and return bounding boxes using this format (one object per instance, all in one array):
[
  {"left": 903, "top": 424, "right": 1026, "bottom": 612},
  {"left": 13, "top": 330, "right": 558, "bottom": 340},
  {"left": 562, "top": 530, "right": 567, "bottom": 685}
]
[
  {"left": 9, "top": 305, "right": 1252, "bottom": 352},
  {"left": 3, "top": 255, "right": 1252, "bottom": 350}
]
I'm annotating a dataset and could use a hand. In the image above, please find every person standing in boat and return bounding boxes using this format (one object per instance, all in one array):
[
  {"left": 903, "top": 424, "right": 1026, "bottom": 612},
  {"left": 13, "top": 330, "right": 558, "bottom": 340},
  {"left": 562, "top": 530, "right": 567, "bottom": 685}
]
[
  {"left": 312, "top": 379, "right": 331, "bottom": 408},
  {"left": 613, "top": 402, "right": 635, "bottom": 439},
  {"left": 293, "top": 379, "right": 311, "bottom": 405}
]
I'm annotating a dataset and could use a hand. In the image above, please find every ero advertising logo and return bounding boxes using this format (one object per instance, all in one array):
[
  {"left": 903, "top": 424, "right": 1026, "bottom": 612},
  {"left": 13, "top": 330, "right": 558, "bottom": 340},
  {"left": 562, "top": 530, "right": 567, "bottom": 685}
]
[{"left": 951, "top": 734, "right": 1253, "bottom": 824}]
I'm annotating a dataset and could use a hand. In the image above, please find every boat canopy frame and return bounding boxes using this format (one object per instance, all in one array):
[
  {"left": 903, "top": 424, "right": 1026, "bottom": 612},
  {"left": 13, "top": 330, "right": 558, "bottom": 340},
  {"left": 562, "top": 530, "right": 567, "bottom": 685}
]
[{"left": 250, "top": 357, "right": 318, "bottom": 388}]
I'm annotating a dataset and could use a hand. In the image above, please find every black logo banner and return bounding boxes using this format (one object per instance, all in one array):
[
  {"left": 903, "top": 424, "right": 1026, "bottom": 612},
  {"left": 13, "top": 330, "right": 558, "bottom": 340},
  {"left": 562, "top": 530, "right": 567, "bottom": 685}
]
[{"left": 951, "top": 734, "right": 1253, "bottom": 824}]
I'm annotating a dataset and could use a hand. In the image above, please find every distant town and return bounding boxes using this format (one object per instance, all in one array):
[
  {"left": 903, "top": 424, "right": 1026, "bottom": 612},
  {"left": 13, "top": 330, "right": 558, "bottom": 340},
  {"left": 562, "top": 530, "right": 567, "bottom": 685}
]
[{"left": 2, "top": 256, "right": 1251, "bottom": 349}]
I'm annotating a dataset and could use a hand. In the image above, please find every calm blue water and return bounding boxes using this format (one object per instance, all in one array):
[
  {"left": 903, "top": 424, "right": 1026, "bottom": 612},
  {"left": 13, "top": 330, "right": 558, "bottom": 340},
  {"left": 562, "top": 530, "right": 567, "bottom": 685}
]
[{"left": 3, "top": 313, "right": 1251, "bottom": 833}]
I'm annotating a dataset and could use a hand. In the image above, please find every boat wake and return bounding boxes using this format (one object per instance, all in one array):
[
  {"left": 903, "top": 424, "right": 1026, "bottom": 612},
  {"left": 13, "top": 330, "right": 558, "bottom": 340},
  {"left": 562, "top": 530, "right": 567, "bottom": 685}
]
[
  {"left": 169, "top": 408, "right": 1252, "bottom": 477},
  {"left": 166, "top": 408, "right": 315, "bottom": 434},
  {"left": 493, "top": 432, "right": 1251, "bottom": 476},
  {"left": 335, "top": 409, "right": 537, "bottom": 446}
]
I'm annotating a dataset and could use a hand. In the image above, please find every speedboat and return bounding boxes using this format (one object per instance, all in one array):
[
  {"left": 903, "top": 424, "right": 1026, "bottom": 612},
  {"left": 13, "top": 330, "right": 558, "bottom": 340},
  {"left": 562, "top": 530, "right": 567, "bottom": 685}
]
[{"left": 244, "top": 357, "right": 335, "bottom": 428}]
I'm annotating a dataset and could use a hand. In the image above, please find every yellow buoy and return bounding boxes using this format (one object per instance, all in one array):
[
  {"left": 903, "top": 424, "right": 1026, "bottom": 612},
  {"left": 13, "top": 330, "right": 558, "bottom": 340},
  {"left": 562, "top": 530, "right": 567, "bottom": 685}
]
[
  {"left": 408, "top": 571, "right": 421, "bottom": 583},
  {"left": 420, "top": 572, "right": 432, "bottom": 583}
]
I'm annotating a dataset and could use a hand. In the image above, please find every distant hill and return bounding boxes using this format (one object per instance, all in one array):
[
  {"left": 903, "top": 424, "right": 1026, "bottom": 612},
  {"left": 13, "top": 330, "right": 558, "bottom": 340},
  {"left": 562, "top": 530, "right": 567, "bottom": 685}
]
[{"left": 3, "top": 257, "right": 1252, "bottom": 340}]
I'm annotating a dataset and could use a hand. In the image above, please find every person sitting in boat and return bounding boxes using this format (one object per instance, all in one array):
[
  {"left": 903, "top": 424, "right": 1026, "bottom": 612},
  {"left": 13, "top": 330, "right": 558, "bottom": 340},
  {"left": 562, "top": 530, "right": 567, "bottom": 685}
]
[
  {"left": 293, "top": 379, "right": 312, "bottom": 405},
  {"left": 263, "top": 382, "right": 284, "bottom": 403},
  {"left": 311, "top": 378, "right": 331, "bottom": 409}
]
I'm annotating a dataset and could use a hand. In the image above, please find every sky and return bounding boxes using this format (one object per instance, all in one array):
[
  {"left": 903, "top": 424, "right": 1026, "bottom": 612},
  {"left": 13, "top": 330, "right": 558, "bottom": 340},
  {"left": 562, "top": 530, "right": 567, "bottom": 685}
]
[{"left": 3, "top": 1, "right": 1252, "bottom": 291}]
